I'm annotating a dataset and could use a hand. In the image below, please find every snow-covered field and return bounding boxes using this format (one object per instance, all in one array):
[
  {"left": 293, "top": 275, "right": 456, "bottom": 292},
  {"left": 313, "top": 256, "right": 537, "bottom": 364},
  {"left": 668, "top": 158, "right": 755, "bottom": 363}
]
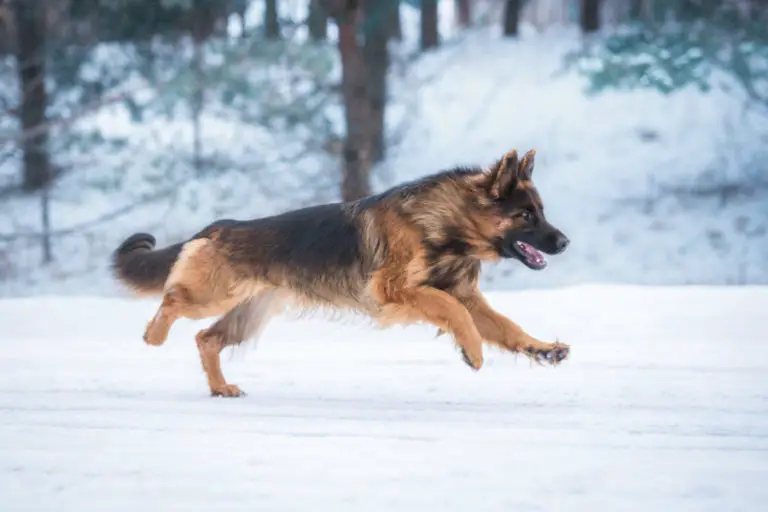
[
  {"left": 1, "top": 2, "right": 766, "bottom": 510},
  {"left": 1, "top": 285, "right": 766, "bottom": 511}
]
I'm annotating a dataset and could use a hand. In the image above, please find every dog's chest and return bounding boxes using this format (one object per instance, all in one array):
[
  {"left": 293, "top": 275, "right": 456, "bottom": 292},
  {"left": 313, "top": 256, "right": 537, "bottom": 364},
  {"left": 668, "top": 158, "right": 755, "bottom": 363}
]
[{"left": 423, "top": 256, "right": 480, "bottom": 293}]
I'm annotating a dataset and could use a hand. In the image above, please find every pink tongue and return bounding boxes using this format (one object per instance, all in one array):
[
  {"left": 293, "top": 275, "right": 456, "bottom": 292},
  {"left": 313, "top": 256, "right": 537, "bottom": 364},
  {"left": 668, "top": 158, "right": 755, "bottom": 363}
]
[{"left": 520, "top": 242, "right": 545, "bottom": 264}]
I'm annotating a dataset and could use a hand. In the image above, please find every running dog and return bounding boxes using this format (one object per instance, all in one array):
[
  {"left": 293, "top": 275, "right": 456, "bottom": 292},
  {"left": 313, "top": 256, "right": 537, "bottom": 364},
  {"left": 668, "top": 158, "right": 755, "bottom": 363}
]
[{"left": 113, "top": 148, "right": 571, "bottom": 396}]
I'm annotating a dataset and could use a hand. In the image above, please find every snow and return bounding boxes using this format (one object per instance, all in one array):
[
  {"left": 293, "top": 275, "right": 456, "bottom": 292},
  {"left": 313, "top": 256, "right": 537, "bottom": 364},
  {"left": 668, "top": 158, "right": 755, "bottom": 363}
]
[
  {"left": 1, "top": 9, "right": 767, "bottom": 294},
  {"left": 0, "top": 3, "right": 766, "bottom": 288},
  {"left": 2, "top": 19, "right": 766, "bottom": 295},
  {"left": 1, "top": 285, "right": 767, "bottom": 511},
  {"left": 1, "top": 3, "right": 766, "bottom": 509}
]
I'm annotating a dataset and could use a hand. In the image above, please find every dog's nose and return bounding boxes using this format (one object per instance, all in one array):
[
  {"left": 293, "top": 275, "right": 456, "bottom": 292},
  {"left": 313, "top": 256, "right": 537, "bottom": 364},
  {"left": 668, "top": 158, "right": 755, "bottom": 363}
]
[{"left": 554, "top": 234, "right": 570, "bottom": 253}]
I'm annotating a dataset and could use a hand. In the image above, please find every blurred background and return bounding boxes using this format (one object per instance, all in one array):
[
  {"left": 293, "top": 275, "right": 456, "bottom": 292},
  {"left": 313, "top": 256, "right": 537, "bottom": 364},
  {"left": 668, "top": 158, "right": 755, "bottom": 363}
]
[{"left": 0, "top": 0, "right": 765, "bottom": 296}]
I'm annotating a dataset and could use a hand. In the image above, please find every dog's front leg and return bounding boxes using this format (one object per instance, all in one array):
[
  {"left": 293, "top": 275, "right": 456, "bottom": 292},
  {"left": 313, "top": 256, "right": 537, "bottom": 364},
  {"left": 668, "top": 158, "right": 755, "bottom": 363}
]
[
  {"left": 394, "top": 286, "right": 485, "bottom": 370},
  {"left": 463, "top": 292, "right": 570, "bottom": 365}
]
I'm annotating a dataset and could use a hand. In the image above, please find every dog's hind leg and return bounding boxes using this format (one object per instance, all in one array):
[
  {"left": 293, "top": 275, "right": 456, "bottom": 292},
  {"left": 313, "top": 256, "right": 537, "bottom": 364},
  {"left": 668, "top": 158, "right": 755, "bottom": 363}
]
[
  {"left": 195, "top": 291, "right": 278, "bottom": 397},
  {"left": 463, "top": 292, "right": 570, "bottom": 366},
  {"left": 142, "top": 238, "right": 250, "bottom": 346},
  {"left": 143, "top": 286, "right": 185, "bottom": 346}
]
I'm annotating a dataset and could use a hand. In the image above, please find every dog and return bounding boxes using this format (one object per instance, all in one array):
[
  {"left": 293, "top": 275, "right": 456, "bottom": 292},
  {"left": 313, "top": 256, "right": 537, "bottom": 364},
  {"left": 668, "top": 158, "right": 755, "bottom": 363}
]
[{"left": 112, "top": 148, "right": 571, "bottom": 397}]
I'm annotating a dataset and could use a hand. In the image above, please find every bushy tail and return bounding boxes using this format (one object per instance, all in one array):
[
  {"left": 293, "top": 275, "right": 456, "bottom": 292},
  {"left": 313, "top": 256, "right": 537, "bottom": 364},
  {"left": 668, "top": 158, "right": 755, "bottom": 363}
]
[{"left": 112, "top": 233, "right": 184, "bottom": 296}]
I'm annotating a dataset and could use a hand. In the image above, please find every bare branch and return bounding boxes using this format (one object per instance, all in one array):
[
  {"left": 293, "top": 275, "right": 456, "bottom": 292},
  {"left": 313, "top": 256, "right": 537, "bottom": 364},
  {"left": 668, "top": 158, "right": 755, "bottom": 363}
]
[
  {"left": 0, "top": 185, "right": 179, "bottom": 242},
  {"left": 0, "top": 91, "right": 128, "bottom": 146}
]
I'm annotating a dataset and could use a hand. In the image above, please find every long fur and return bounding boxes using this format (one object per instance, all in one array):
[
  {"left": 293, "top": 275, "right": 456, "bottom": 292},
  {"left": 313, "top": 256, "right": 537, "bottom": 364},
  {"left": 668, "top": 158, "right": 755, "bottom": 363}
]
[
  {"left": 113, "top": 148, "right": 572, "bottom": 397},
  {"left": 112, "top": 233, "right": 184, "bottom": 295}
]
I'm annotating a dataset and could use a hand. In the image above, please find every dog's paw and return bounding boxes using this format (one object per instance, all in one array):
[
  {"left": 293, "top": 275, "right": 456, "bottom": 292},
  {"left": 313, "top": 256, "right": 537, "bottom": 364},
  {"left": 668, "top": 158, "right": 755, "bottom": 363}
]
[
  {"left": 524, "top": 342, "right": 570, "bottom": 366},
  {"left": 460, "top": 347, "right": 484, "bottom": 371},
  {"left": 143, "top": 321, "right": 167, "bottom": 347},
  {"left": 211, "top": 384, "right": 246, "bottom": 397},
  {"left": 142, "top": 333, "right": 165, "bottom": 347}
]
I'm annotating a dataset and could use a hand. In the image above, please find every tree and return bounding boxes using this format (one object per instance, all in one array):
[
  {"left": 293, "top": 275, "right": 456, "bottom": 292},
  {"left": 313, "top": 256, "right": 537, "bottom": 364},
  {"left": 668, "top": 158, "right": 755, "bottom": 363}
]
[
  {"left": 67, "top": 0, "right": 207, "bottom": 41},
  {"left": 1, "top": 0, "right": 349, "bottom": 271},
  {"left": 323, "top": 0, "right": 371, "bottom": 201},
  {"left": 189, "top": 3, "right": 211, "bottom": 176},
  {"left": 363, "top": 0, "right": 395, "bottom": 163},
  {"left": 456, "top": 0, "right": 471, "bottom": 28},
  {"left": 13, "top": 0, "right": 51, "bottom": 192},
  {"left": 308, "top": 0, "right": 328, "bottom": 41},
  {"left": 265, "top": 0, "right": 280, "bottom": 39},
  {"left": 566, "top": 0, "right": 768, "bottom": 111},
  {"left": 232, "top": 0, "right": 248, "bottom": 37},
  {"left": 420, "top": 0, "right": 438, "bottom": 51},
  {"left": 391, "top": 0, "right": 402, "bottom": 40},
  {"left": 503, "top": 0, "right": 521, "bottom": 37},
  {"left": 580, "top": 0, "right": 600, "bottom": 33}
]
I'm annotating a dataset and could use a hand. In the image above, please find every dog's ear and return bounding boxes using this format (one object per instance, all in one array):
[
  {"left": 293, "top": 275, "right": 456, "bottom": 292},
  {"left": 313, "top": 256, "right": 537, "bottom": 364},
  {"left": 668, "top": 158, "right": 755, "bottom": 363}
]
[
  {"left": 518, "top": 149, "right": 535, "bottom": 180},
  {"left": 488, "top": 149, "right": 519, "bottom": 197}
]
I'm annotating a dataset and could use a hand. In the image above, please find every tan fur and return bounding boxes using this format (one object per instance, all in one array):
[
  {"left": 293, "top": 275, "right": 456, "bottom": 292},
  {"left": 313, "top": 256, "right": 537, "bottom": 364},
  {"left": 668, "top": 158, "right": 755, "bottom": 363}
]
[
  {"left": 193, "top": 291, "right": 279, "bottom": 397},
  {"left": 462, "top": 291, "right": 561, "bottom": 357},
  {"left": 143, "top": 238, "right": 264, "bottom": 346}
]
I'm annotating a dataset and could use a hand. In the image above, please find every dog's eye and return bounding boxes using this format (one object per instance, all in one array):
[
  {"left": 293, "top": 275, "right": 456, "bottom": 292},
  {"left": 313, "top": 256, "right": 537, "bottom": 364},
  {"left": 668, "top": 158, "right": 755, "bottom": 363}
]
[{"left": 520, "top": 211, "right": 534, "bottom": 223}]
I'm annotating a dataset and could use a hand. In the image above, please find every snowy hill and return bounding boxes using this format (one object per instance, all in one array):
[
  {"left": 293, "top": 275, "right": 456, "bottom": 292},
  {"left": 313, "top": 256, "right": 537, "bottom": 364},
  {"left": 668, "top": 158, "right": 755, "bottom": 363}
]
[
  {"left": 0, "top": 285, "right": 766, "bottom": 511},
  {"left": 1, "top": 14, "right": 766, "bottom": 295}
]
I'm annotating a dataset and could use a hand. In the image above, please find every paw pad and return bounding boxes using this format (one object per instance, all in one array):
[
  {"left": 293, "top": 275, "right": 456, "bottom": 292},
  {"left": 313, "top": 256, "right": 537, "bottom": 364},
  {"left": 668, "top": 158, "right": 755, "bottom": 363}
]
[{"left": 526, "top": 343, "right": 570, "bottom": 366}]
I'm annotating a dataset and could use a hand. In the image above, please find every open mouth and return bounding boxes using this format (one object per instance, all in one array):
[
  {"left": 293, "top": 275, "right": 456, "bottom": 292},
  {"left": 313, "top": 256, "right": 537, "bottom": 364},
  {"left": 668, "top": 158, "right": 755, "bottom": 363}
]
[{"left": 512, "top": 241, "right": 547, "bottom": 270}]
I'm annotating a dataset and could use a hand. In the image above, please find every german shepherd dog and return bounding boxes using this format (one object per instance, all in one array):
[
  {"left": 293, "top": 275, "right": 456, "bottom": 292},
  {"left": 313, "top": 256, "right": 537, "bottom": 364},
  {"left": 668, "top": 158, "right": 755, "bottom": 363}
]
[{"left": 113, "top": 149, "right": 570, "bottom": 397}]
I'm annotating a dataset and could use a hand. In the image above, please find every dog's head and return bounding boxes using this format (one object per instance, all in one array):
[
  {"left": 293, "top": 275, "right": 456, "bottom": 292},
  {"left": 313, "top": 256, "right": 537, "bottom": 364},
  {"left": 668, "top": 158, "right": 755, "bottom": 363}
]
[{"left": 476, "top": 149, "right": 569, "bottom": 270}]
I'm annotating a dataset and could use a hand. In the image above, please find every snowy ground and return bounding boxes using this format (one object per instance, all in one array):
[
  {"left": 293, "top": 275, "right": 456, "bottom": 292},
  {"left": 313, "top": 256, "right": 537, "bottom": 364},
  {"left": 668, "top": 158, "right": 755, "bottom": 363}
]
[{"left": 1, "top": 285, "right": 766, "bottom": 511}]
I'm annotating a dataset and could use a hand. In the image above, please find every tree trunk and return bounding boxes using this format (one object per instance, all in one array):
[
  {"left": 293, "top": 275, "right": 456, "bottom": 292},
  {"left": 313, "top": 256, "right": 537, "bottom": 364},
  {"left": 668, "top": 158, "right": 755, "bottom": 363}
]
[
  {"left": 190, "top": 4, "right": 209, "bottom": 175},
  {"left": 503, "top": 0, "right": 521, "bottom": 37},
  {"left": 580, "top": 0, "right": 600, "bottom": 33},
  {"left": 420, "top": 0, "right": 438, "bottom": 51},
  {"left": 308, "top": 0, "right": 328, "bottom": 41},
  {"left": 235, "top": 0, "right": 248, "bottom": 37},
  {"left": 14, "top": 0, "right": 51, "bottom": 192},
  {"left": 391, "top": 0, "right": 402, "bottom": 40},
  {"left": 265, "top": 0, "right": 280, "bottom": 39},
  {"left": 629, "top": 0, "right": 643, "bottom": 20},
  {"left": 191, "top": 37, "right": 204, "bottom": 176},
  {"left": 747, "top": 0, "right": 768, "bottom": 18},
  {"left": 337, "top": 10, "right": 370, "bottom": 201},
  {"left": 41, "top": 184, "right": 52, "bottom": 263},
  {"left": 363, "top": 0, "right": 391, "bottom": 164},
  {"left": 456, "top": 0, "right": 471, "bottom": 27}
]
